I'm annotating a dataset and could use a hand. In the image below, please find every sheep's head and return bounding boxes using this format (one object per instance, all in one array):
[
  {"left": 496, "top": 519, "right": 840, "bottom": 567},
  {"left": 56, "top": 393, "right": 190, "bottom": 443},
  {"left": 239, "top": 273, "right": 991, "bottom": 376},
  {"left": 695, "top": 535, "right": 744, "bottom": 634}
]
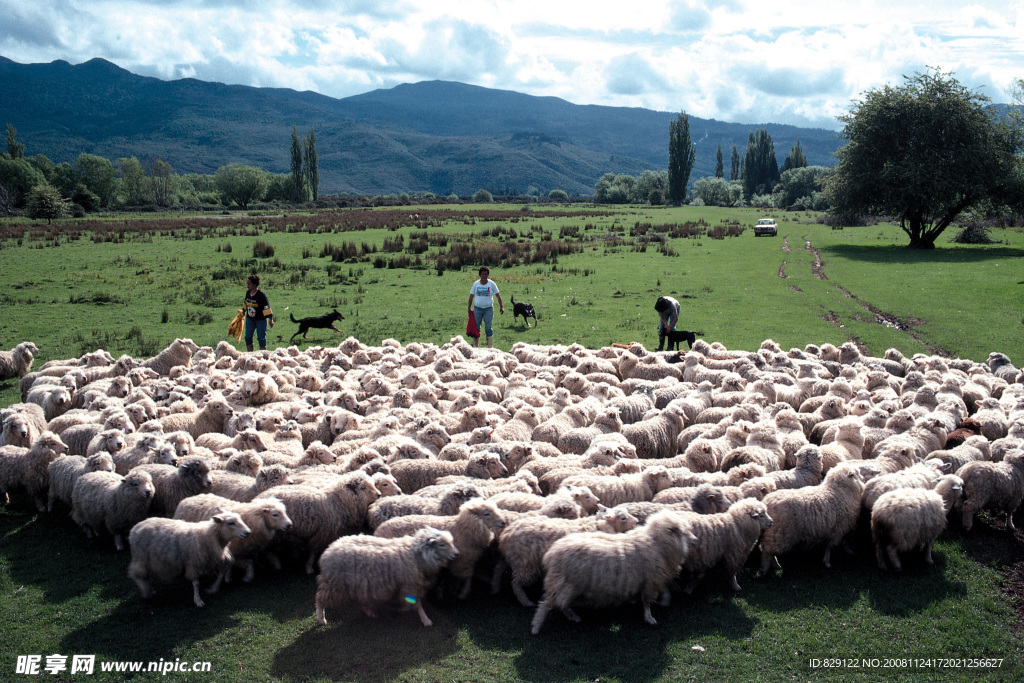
[
  {"left": 124, "top": 470, "right": 155, "bottom": 499},
  {"left": 178, "top": 456, "right": 212, "bottom": 489}
]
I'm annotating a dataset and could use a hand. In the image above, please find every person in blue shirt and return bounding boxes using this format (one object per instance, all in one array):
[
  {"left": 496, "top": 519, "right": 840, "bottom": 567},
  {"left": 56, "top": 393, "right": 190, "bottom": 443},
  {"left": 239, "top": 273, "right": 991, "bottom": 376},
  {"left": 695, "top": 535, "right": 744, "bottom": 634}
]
[
  {"left": 243, "top": 274, "right": 274, "bottom": 352},
  {"left": 467, "top": 266, "right": 504, "bottom": 348}
]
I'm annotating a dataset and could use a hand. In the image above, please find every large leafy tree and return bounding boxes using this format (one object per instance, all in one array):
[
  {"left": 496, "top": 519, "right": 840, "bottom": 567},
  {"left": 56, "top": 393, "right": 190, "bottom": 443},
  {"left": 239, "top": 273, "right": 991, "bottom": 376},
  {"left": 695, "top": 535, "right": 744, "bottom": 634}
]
[
  {"left": 6, "top": 123, "right": 25, "bottom": 159},
  {"left": 25, "top": 183, "right": 70, "bottom": 223},
  {"left": 825, "top": 69, "right": 1019, "bottom": 248},
  {"left": 215, "top": 163, "right": 268, "bottom": 208},
  {"left": 668, "top": 112, "right": 696, "bottom": 202},
  {"left": 74, "top": 154, "right": 117, "bottom": 206}
]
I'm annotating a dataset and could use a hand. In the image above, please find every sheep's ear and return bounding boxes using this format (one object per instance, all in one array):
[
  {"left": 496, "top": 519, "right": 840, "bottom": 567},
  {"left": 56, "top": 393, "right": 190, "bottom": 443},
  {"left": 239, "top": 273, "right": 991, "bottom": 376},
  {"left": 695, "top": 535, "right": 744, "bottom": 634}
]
[
  {"left": 212, "top": 513, "right": 226, "bottom": 524},
  {"left": 939, "top": 461, "right": 951, "bottom": 473},
  {"left": 596, "top": 503, "right": 608, "bottom": 513}
]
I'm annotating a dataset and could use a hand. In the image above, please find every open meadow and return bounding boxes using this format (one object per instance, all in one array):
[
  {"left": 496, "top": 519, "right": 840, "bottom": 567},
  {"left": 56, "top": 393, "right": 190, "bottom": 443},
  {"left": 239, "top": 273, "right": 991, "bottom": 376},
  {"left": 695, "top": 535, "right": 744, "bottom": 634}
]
[{"left": 1, "top": 204, "right": 1023, "bottom": 682}]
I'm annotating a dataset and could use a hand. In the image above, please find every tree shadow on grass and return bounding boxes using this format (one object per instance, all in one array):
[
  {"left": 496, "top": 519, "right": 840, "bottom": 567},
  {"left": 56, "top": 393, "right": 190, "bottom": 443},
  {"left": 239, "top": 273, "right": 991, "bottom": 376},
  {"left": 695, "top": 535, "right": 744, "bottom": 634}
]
[{"left": 821, "top": 243, "right": 1024, "bottom": 265}]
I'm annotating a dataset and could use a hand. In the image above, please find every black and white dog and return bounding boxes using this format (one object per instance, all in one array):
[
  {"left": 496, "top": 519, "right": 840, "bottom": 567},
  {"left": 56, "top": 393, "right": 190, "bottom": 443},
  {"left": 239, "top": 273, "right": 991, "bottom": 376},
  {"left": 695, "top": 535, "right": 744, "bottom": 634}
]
[
  {"left": 511, "top": 295, "right": 537, "bottom": 328},
  {"left": 290, "top": 309, "right": 345, "bottom": 342},
  {"left": 658, "top": 329, "right": 703, "bottom": 351}
]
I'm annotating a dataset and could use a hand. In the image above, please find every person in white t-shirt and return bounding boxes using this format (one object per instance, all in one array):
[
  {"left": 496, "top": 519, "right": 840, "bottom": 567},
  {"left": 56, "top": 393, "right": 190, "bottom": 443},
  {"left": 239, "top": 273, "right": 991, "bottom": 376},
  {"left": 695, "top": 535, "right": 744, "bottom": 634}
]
[{"left": 467, "top": 266, "right": 504, "bottom": 348}]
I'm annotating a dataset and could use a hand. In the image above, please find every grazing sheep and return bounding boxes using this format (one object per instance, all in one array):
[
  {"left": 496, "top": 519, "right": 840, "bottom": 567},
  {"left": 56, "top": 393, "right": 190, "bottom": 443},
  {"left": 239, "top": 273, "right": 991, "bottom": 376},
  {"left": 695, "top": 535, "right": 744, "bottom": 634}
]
[
  {"left": 158, "top": 398, "right": 233, "bottom": 439},
  {"left": 676, "top": 498, "right": 774, "bottom": 594},
  {"left": 208, "top": 464, "right": 292, "bottom": 502},
  {"left": 46, "top": 452, "right": 115, "bottom": 511},
  {"left": 256, "top": 470, "right": 381, "bottom": 573},
  {"left": 987, "top": 352, "right": 1021, "bottom": 384},
  {"left": 389, "top": 452, "right": 507, "bottom": 494},
  {"left": 862, "top": 460, "right": 950, "bottom": 511},
  {"left": 375, "top": 498, "right": 506, "bottom": 598},
  {"left": 0, "top": 431, "right": 69, "bottom": 511},
  {"left": 530, "top": 510, "right": 696, "bottom": 633},
  {"left": 558, "top": 466, "right": 674, "bottom": 507},
  {"left": 70, "top": 469, "right": 155, "bottom": 550},
  {"left": 872, "top": 474, "right": 963, "bottom": 571},
  {"left": 366, "top": 484, "right": 481, "bottom": 529},
  {"left": 958, "top": 451, "right": 1024, "bottom": 532},
  {"left": 174, "top": 494, "right": 293, "bottom": 583},
  {"left": 0, "top": 341, "right": 39, "bottom": 380},
  {"left": 127, "top": 511, "right": 251, "bottom": 607},
  {"left": 315, "top": 527, "right": 459, "bottom": 627},
  {"left": 496, "top": 505, "right": 640, "bottom": 606},
  {"left": 759, "top": 463, "right": 865, "bottom": 573},
  {"left": 132, "top": 456, "right": 213, "bottom": 517}
]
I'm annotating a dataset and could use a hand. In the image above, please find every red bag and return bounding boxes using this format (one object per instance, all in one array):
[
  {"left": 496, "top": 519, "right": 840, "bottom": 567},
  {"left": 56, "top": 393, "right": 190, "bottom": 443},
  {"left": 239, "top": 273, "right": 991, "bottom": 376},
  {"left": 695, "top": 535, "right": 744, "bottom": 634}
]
[{"left": 466, "top": 311, "right": 480, "bottom": 338}]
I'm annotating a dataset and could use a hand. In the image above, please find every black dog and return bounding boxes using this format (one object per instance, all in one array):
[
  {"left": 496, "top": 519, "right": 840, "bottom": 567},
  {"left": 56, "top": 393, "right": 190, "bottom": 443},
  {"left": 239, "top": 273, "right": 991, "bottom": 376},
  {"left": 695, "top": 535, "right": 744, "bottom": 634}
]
[
  {"left": 658, "top": 329, "right": 703, "bottom": 351},
  {"left": 290, "top": 309, "right": 345, "bottom": 342},
  {"left": 511, "top": 295, "right": 537, "bottom": 328}
]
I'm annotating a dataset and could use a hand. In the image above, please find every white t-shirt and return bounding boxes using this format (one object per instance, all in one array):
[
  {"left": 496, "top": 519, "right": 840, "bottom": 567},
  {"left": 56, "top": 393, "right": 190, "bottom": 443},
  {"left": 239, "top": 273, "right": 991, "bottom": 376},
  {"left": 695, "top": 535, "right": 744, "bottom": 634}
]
[{"left": 470, "top": 280, "right": 499, "bottom": 308}]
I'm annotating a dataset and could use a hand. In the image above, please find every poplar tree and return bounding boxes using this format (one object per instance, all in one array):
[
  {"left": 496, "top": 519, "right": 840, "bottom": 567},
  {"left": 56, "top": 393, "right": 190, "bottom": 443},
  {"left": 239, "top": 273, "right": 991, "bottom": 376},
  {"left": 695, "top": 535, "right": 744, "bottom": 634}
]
[
  {"left": 304, "top": 127, "right": 319, "bottom": 201},
  {"left": 290, "top": 124, "right": 304, "bottom": 203},
  {"left": 668, "top": 111, "right": 696, "bottom": 202},
  {"left": 742, "top": 129, "right": 779, "bottom": 199},
  {"left": 730, "top": 145, "right": 740, "bottom": 181},
  {"left": 780, "top": 139, "right": 808, "bottom": 173},
  {"left": 715, "top": 144, "right": 724, "bottom": 178}
]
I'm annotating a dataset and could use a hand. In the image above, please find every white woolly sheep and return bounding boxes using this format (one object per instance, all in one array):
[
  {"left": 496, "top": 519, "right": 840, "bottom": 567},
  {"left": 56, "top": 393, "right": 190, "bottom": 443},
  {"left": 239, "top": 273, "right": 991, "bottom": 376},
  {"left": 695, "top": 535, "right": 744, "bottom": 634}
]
[
  {"left": 26, "top": 384, "right": 73, "bottom": 422},
  {"left": 958, "top": 451, "right": 1024, "bottom": 532},
  {"left": 157, "top": 398, "right": 234, "bottom": 439},
  {"left": 557, "top": 407, "right": 624, "bottom": 455},
  {"left": 128, "top": 511, "right": 251, "bottom": 607},
  {"left": 389, "top": 452, "right": 506, "bottom": 493},
  {"left": 256, "top": 470, "right": 381, "bottom": 573},
  {"left": 174, "top": 494, "right": 293, "bottom": 583},
  {"left": 0, "top": 431, "right": 69, "bottom": 511},
  {"left": 207, "top": 464, "right": 292, "bottom": 502},
  {"left": 676, "top": 498, "right": 774, "bottom": 594},
  {"left": 621, "top": 407, "right": 686, "bottom": 460},
  {"left": 141, "top": 338, "right": 200, "bottom": 377},
  {"left": 85, "top": 428, "right": 128, "bottom": 457},
  {"left": 60, "top": 410, "right": 135, "bottom": 456},
  {"left": 374, "top": 498, "right": 506, "bottom": 598},
  {"left": 315, "top": 527, "right": 459, "bottom": 627},
  {"left": 366, "top": 484, "right": 482, "bottom": 529},
  {"left": 558, "top": 466, "right": 674, "bottom": 507},
  {"left": 0, "top": 341, "right": 39, "bottom": 380},
  {"left": 132, "top": 456, "right": 213, "bottom": 517},
  {"left": 871, "top": 474, "right": 963, "bottom": 571},
  {"left": 862, "top": 459, "right": 950, "bottom": 510},
  {"left": 530, "top": 510, "right": 696, "bottom": 633},
  {"left": 495, "top": 505, "right": 639, "bottom": 606},
  {"left": 46, "top": 452, "right": 115, "bottom": 511},
  {"left": 763, "top": 444, "right": 823, "bottom": 491},
  {"left": 759, "top": 463, "right": 865, "bottom": 573},
  {"left": 2, "top": 403, "right": 46, "bottom": 447},
  {"left": 71, "top": 469, "right": 155, "bottom": 550}
]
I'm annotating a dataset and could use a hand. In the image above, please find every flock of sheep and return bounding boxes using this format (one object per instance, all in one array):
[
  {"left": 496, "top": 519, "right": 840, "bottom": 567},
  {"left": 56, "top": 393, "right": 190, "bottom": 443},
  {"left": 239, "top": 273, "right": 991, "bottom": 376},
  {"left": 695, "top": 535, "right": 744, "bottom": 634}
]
[{"left": 1, "top": 333, "right": 1023, "bottom": 633}]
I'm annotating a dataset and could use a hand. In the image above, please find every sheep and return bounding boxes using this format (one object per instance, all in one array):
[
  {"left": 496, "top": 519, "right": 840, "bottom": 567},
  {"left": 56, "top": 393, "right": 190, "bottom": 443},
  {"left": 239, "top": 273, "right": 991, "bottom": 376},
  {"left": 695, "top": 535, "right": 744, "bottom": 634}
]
[
  {"left": 60, "top": 410, "right": 135, "bottom": 456},
  {"left": 759, "top": 463, "right": 865, "bottom": 573},
  {"left": 374, "top": 498, "right": 506, "bottom": 599},
  {"left": 255, "top": 470, "right": 381, "bottom": 573},
  {"left": 112, "top": 434, "right": 173, "bottom": 475},
  {"left": 157, "top": 398, "right": 233, "bottom": 439},
  {"left": 987, "top": 352, "right": 1021, "bottom": 384},
  {"left": 314, "top": 527, "right": 459, "bottom": 627},
  {"left": 862, "top": 459, "right": 951, "bottom": 511},
  {"left": 763, "top": 444, "right": 823, "bottom": 491},
  {"left": 1, "top": 404, "right": 45, "bottom": 447},
  {"left": 495, "top": 505, "right": 640, "bottom": 606},
  {"left": 141, "top": 338, "right": 200, "bottom": 377},
  {"left": 85, "top": 428, "right": 128, "bottom": 457},
  {"left": 388, "top": 452, "right": 507, "bottom": 494},
  {"left": 684, "top": 422, "right": 752, "bottom": 473},
  {"left": 25, "top": 384, "right": 73, "bottom": 422},
  {"left": 530, "top": 510, "right": 696, "bottom": 633},
  {"left": 216, "top": 451, "right": 264, "bottom": 478},
  {"left": 675, "top": 498, "right": 774, "bottom": 594},
  {"left": 957, "top": 451, "right": 1024, "bottom": 532},
  {"left": 132, "top": 456, "right": 213, "bottom": 517},
  {"left": 207, "top": 464, "right": 292, "bottom": 502},
  {"left": 647, "top": 483, "right": 733, "bottom": 514},
  {"left": 972, "top": 397, "right": 1009, "bottom": 442},
  {"left": 70, "top": 469, "right": 155, "bottom": 550},
  {"left": 924, "top": 435, "right": 989, "bottom": 475},
  {"left": 127, "top": 511, "right": 251, "bottom": 607},
  {"left": 621, "top": 406, "right": 686, "bottom": 460},
  {"left": 0, "top": 431, "right": 69, "bottom": 511},
  {"left": 46, "top": 452, "right": 115, "bottom": 511},
  {"left": 558, "top": 466, "right": 674, "bottom": 507},
  {"left": 818, "top": 419, "right": 864, "bottom": 472},
  {"left": 174, "top": 494, "right": 293, "bottom": 583},
  {"left": 872, "top": 474, "right": 963, "bottom": 571},
  {"left": 0, "top": 341, "right": 39, "bottom": 380},
  {"left": 719, "top": 422, "right": 785, "bottom": 473},
  {"left": 557, "top": 407, "right": 624, "bottom": 455},
  {"left": 366, "top": 484, "right": 481, "bottom": 529}
]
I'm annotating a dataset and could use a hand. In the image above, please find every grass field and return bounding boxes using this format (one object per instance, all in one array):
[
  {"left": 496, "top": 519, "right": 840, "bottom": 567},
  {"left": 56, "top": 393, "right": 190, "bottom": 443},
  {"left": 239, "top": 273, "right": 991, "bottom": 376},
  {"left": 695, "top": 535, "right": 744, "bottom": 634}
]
[{"left": 2, "top": 204, "right": 1023, "bottom": 682}]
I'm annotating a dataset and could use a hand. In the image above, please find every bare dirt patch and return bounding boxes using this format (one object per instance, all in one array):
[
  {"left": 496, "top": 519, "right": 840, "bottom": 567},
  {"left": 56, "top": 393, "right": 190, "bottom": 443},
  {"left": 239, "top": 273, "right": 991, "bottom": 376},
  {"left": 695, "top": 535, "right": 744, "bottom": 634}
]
[
  {"left": 804, "top": 240, "right": 827, "bottom": 280},
  {"left": 778, "top": 261, "right": 788, "bottom": 279},
  {"left": 781, "top": 237, "right": 791, "bottom": 253},
  {"left": 822, "top": 312, "right": 841, "bottom": 327},
  {"left": 788, "top": 285, "right": 803, "bottom": 293}
]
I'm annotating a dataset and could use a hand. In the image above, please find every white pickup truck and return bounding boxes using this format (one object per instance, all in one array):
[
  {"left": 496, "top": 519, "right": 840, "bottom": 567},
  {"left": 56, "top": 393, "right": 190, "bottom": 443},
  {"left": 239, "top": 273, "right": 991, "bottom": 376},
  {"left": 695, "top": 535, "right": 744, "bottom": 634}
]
[{"left": 753, "top": 218, "right": 778, "bottom": 236}]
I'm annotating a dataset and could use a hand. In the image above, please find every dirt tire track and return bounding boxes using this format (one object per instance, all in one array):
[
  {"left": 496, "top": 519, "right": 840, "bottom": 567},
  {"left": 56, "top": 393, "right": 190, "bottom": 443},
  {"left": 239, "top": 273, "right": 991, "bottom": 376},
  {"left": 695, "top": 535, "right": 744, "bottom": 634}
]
[
  {"left": 832, "top": 285, "right": 949, "bottom": 356},
  {"left": 804, "top": 239, "right": 827, "bottom": 280},
  {"left": 778, "top": 261, "right": 787, "bottom": 279}
]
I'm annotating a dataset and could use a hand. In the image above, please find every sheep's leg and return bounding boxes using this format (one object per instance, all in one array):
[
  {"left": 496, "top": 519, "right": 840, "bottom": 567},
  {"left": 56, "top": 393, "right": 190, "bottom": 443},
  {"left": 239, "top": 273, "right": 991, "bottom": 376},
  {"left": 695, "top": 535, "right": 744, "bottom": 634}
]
[
  {"left": 128, "top": 565, "right": 155, "bottom": 599},
  {"left": 684, "top": 573, "right": 705, "bottom": 595},
  {"left": 923, "top": 541, "right": 934, "bottom": 566},
  {"left": 266, "top": 552, "right": 282, "bottom": 570},
  {"left": 241, "top": 561, "right": 255, "bottom": 583},
  {"left": 512, "top": 580, "right": 535, "bottom": 607},
  {"left": 305, "top": 551, "right": 318, "bottom": 575},
  {"left": 641, "top": 598, "right": 658, "bottom": 626},
  {"left": 1006, "top": 507, "right": 1018, "bottom": 532},
  {"left": 822, "top": 546, "right": 832, "bottom": 569},
  {"left": 530, "top": 600, "right": 552, "bottom": 635},
  {"left": 759, "top": 550, "right": 780, "bottom": 574},
  {"left": 874, "top": 543, "right": 888, "bottom": 571},
  {"left": 206, "top": 572, "right": 225, "bottom": 595},
  {"left": 457, "top": 578, "right": 473, "bottom": 600},
  {"left": 885, "top": 546, "right": 902, "bottom": 572},
  {"left": 961, "top": 505, "right": 976, "bottom": 531},
  {"left": 192, "top": 580, "right": 206, "bottom": 608},
  {"left": 314, "top": 596, "right": 327, "bottom": 626},
  {"left": 414, "top": 601, "right": 433, "bottom": 627},
  {"left": 561, "top": 606, "right": 581, "bottom": 623},
  {"left": 113, "top": 534, "right": 126, "bottom": 551},
  {"left": 728, "top": 574, "right": 742, "bottom": 592},
  {"left": 489, "top": 561, "right": 506, "bottom": 595}
]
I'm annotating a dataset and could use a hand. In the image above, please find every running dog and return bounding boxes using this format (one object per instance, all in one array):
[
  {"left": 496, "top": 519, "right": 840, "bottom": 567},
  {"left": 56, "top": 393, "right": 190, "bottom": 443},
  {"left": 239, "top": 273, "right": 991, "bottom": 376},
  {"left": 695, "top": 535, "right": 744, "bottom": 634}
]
[
  {"left": 658, "top": 329, "right": 703, "bottom": 351},
  {"left": 290, "top": 309, "right": 345, "bottom": 342},
  {"left": 511, "top": 295, "right": 537, "bottom": 328}
]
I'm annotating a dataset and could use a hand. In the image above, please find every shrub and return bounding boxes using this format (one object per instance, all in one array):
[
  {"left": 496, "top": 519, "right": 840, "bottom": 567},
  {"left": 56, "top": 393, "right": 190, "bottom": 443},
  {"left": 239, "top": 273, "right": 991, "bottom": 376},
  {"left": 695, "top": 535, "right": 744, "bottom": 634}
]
[
  {"left": 473, "top": 189, "right": 493, "bottom": 203},
  {"left": 548, "top": 189, "right": 568, "bottom": 201},
  {"left": 253, "top": 240, "right": 275, "bottom": 258}
]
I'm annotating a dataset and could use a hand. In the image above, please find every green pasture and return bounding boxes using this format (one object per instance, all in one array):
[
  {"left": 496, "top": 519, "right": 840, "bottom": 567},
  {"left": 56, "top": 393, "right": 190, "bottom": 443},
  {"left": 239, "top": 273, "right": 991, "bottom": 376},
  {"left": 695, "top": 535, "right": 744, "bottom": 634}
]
[{"left": 2, "top": 204, "right": 1024, "bottom": 681}]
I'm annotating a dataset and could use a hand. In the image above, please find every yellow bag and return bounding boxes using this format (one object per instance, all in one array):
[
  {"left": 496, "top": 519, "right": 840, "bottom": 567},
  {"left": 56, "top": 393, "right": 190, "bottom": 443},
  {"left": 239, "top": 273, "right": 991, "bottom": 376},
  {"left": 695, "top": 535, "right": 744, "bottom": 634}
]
[{"left": 227, "top": 309, "right": 245, "bottom": 342}]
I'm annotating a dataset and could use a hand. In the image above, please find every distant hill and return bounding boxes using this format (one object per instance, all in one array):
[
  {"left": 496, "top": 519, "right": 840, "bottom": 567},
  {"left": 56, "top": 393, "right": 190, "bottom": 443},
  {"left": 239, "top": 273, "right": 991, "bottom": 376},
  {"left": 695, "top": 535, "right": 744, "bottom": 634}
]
[{"left": 0, "top": 56, "right": 841, "bottom": 196}]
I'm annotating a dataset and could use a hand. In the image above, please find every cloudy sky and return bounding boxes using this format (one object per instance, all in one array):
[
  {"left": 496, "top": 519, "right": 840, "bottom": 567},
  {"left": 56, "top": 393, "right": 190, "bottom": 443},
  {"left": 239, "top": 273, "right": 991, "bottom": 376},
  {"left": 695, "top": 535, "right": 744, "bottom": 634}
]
[{"left": 2, "top": 0, "right": 1022, "bottom": 129}]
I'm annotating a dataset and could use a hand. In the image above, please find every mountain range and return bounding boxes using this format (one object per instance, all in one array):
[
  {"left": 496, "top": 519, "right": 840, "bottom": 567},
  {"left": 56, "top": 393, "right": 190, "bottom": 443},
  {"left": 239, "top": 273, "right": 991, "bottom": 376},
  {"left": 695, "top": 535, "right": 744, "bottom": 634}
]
[{"left": 0, "top": 56, "right": 842, "bottom": 196}]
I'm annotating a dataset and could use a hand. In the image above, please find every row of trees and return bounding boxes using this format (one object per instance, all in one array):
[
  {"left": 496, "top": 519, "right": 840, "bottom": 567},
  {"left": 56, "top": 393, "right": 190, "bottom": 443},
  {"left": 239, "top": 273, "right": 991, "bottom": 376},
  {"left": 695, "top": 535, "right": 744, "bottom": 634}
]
[{"left": 1, "top": 123, "right": 320, "bottom": 216}]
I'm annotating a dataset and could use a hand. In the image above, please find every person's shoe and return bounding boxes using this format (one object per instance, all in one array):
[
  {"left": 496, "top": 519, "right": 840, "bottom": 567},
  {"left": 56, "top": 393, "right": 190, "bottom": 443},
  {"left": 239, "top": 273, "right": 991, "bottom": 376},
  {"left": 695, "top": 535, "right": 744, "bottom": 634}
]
[
  {"left": 487, "top": 336, "right": 494, "bottom": 348},
  {"left": 472, "top": 337, "right": 479, "bottom": 347},
  {"left": 246, "top": 344, "right": 254, "bottom": 352}
]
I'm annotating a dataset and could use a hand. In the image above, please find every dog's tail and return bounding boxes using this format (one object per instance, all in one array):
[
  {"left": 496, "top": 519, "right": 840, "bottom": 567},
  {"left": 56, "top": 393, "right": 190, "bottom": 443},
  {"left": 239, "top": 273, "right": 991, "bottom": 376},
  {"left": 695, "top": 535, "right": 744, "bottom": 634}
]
[
  {"left": 695, "top": 331, "right": 705, "bottom": 337},
  {"left": 290, "top": 313, "right": 298, "bottom": 324},
  {"left": 511, "top": 294, "right": 517, "bottom": 305}
]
